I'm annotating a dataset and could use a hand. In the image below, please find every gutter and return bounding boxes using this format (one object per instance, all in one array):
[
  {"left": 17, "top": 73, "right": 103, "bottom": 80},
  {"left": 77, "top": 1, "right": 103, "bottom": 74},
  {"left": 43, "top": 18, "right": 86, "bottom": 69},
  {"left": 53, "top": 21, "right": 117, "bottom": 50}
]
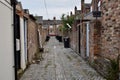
[{"left": 12, "top": 0, "right": 18, "bottom": 80}]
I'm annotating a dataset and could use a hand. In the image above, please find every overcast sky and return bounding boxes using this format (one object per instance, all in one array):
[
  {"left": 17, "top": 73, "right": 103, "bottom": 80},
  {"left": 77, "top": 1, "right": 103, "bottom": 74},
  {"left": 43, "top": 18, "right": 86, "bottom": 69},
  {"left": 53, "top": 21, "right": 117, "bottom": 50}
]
[{"left": 18, "top": 0, "right": 91, "bottom": 20}]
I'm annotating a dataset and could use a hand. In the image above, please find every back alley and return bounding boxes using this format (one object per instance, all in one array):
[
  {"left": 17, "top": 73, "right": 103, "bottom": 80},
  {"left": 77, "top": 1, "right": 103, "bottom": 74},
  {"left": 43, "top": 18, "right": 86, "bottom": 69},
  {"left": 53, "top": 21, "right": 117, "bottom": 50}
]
[{"left": 20, "top": 37, "right": 106, "bottom": 80}]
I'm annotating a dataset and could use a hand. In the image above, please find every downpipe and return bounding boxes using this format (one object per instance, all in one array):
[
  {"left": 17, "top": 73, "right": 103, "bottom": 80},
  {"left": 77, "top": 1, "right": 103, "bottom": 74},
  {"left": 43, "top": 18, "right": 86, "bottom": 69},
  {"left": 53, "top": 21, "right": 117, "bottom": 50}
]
[{"left": 12, "top": 0, "right": 18, "bottom": 80}]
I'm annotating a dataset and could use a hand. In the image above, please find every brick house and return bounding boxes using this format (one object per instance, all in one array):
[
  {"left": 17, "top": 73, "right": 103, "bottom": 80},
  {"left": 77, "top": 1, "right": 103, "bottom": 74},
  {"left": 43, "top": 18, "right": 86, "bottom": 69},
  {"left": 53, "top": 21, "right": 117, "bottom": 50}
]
[
  {"left": 16, "top": 2, "right": 40, "bottom": 69},
  {"left": 83, "top": 0, "right": 102, "bottom": 62},
  {"left": 56, "top": 0, "right": 119, "bottom": 78},
  {"left": 70, "top": 3, "right": 91, "bottom": 57},
  {"left": 70, "top": 7, "right": 81, "bottom": 54},
  {"left": 73, "top": 0, "right": 106, "bottom": 63},
  {"left": 83, "top": 0, "right": 120, "bottom": 78},
  {"left": 81, "top": 0, "right": 107, "bottom": 76},
  {"left": 79, "top": 0, "right": 91, "bottom": 59}
]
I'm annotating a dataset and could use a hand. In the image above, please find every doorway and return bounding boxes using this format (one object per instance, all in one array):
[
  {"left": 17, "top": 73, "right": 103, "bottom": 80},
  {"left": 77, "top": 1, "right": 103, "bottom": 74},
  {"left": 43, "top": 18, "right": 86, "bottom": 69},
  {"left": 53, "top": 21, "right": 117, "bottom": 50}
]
[{"left": 78, "top": 25, "right": 81, "bottom": 54}]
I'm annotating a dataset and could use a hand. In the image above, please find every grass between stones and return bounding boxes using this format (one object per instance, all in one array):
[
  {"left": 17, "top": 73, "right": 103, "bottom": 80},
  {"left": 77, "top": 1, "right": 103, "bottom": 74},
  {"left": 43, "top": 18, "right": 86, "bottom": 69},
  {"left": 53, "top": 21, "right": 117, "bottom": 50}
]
[
  {"left": 45, "top": 61, "right": 51, "bottom": 69},
  {"left": 66, "top": 55, "right": 72, "bottom": 61}
]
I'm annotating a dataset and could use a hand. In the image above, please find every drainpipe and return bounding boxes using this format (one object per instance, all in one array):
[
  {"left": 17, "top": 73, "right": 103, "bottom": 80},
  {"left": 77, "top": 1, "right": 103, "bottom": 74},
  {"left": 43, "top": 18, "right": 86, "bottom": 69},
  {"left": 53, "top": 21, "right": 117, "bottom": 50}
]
[{"left": 13, "top": 0, "right": 18, "bottom": 80}]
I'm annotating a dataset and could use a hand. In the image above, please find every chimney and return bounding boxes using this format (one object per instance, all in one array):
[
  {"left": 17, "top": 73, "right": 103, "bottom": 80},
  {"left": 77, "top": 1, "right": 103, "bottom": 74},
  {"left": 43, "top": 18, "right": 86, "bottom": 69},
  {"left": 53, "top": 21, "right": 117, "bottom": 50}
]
[
  {"left": 81, "top": 0, "right": 84, "bottom": 13},
  {"left": 70, "top": 11, "right": 73, "bottom": 16},
  {"left": 75, "top": 6, "right": 77, "bottom": 14},
  {"left": 53, "top": 17, "right": 56, "bottom": 20}
]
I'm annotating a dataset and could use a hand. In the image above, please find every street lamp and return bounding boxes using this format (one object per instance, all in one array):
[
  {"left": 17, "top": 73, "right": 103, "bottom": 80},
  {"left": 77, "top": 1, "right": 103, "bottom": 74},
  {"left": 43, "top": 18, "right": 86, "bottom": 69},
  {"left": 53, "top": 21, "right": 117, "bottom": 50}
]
[{"left": 66, "top": 23, "right": 72, "bottom": 29}]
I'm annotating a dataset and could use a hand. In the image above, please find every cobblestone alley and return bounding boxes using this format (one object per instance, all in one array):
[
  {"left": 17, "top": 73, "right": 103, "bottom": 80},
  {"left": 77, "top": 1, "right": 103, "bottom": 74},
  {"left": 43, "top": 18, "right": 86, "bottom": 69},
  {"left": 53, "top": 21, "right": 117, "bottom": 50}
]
[{"left": 20, "top": 37, "right": 106, "bottom": 80}]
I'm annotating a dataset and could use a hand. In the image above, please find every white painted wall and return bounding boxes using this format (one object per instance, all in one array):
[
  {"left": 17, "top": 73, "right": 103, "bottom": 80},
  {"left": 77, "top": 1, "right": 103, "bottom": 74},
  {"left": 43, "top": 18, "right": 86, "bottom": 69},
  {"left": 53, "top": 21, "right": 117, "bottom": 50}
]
[
  {"left": 5, "top": 0, "right": 11, "bottom": 3},
  {"left": 20, "top": 17, "right": 26, "bottom": 70},
  {"left": 38, "top": 29, "right": 43, "bottom": 48},
  {"left": 0, "top": 1, "right": 14, "bottom": 80},
  {"left": 24, "top": 19, "right": 28, "bottom": 64},
  {"left": 86, "top": 22, "right": 90, "bottom": 57}
]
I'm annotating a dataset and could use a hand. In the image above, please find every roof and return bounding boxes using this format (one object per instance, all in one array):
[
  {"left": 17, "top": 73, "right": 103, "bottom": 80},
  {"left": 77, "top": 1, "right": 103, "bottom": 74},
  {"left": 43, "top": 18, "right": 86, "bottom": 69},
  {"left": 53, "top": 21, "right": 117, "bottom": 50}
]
[
  {"left": 76, "top": 10, "right": 81, "bottom": 15},
  {"left": 43, "top": 20, "right": 62, "bottom": 25},
  {"left": 84, "top": 3, "right": 91, "bottom": 9},
  {"left": 24, "top": 9, "right": 29, "bottom": 14},
  {"left": 29, "top": 15, "right": 36, "bottom": 21},
  {"left": 16, "top": 2, "right": 23, "bottom": 11},
  {"left": 35, "top": 16, "right": 43, "bottom": 24}
]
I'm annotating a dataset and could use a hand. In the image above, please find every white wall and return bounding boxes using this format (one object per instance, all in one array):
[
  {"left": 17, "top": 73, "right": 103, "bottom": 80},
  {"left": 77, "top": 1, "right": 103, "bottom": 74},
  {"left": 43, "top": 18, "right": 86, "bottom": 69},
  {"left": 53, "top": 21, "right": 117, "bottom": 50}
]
[
  {"left": 86, "top": 22, "right": 90, "bottom": 57},
  {"left": 38, "top": 29, "right": 42, "bottom": 48},
  {"left": 20, "top": 17, "right": 26, "bottom": 70},
  {"left": 24, "top": 19, "right": 28, "bottom": 64},
  {"left": 0, "top": 1, "right": 14, "bottom": 80},
  {"left": 5, "top": 0, "right": 11, "bottom": 3}
]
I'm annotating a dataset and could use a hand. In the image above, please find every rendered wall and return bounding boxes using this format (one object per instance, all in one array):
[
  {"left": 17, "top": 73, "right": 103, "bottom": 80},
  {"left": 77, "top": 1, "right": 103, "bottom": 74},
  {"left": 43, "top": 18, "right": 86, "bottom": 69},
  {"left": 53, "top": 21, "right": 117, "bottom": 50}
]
[{"left": 0, "top": 0, "right": 14, "bottom": 80}]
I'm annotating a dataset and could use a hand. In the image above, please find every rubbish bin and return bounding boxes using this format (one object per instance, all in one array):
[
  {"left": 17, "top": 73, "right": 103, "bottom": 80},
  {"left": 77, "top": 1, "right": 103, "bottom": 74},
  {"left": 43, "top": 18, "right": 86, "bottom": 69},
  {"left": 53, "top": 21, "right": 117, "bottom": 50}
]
[
  {"left": 56, "top": 35, "right": 59, "bottom": 40},
  {"left": 45, "top": 35, "right": 50, "bottom": 41},
  {"left": 56, "top": 35, "right": 62, "bottom": 42},
  {"left": 63, "top": 37, "right": 70, "bottom": 48},
  {"left": 58, "top": 36, "right": 62, "bottom": 42}
]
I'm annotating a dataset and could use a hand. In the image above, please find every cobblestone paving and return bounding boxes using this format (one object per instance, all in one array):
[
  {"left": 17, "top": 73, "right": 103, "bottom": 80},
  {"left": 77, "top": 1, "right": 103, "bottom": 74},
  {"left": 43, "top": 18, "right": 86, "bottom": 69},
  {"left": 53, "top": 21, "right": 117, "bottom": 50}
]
[{"left": 20, "top": 37, "right": 106, "bottom": 80}]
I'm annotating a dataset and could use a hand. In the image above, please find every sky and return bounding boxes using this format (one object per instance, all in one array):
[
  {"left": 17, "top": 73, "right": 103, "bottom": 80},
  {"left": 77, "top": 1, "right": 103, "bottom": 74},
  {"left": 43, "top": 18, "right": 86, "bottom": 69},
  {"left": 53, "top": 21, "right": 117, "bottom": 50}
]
[{"left": 18, "top": 0, "right": 91, "bottom": 20}]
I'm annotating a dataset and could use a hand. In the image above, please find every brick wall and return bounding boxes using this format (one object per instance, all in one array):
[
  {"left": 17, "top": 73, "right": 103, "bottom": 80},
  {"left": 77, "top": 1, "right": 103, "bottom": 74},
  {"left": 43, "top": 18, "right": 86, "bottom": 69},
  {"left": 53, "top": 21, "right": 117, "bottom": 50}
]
[
  {"left": 38, "top": 25, "right": 48, "bottom": 47},
  {"left": 90, "top": 0, "right": 120, "bottom": 78},
  {"left": 80, "top": 23, "right": 87, "bottom": 58},
  {"left": 42, "top": 28, "right": 48, "bottom": 44},
  {"left": 70, "top": 20, "right": 78, "bottom": 52},
  {"left": 27, "top": 18, "right": 39, "bottom": 63},
  {"left": 101, "top": 0, "right": 120, "bottom": 59},
  {"left": 89, "top": 21, "right": 95, "bottom": 62}
]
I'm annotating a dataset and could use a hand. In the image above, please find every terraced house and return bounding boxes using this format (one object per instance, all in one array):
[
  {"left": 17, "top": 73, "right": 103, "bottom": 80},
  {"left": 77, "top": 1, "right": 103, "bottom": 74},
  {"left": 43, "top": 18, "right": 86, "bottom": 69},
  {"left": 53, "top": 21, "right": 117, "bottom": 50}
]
[
  {"left": 84, "top": 0, "right": 120, "bottom": 78},
  {"left": 70, "top": 0, "right": 120, "bottom": 79}
]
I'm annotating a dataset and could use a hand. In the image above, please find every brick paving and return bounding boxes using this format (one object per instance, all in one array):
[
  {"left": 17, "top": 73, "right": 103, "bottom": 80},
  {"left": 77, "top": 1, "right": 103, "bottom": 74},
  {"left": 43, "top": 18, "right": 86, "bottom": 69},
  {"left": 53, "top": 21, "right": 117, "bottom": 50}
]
[{"left": 20, "top": 37, "right": 106, "bottom": 80}]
